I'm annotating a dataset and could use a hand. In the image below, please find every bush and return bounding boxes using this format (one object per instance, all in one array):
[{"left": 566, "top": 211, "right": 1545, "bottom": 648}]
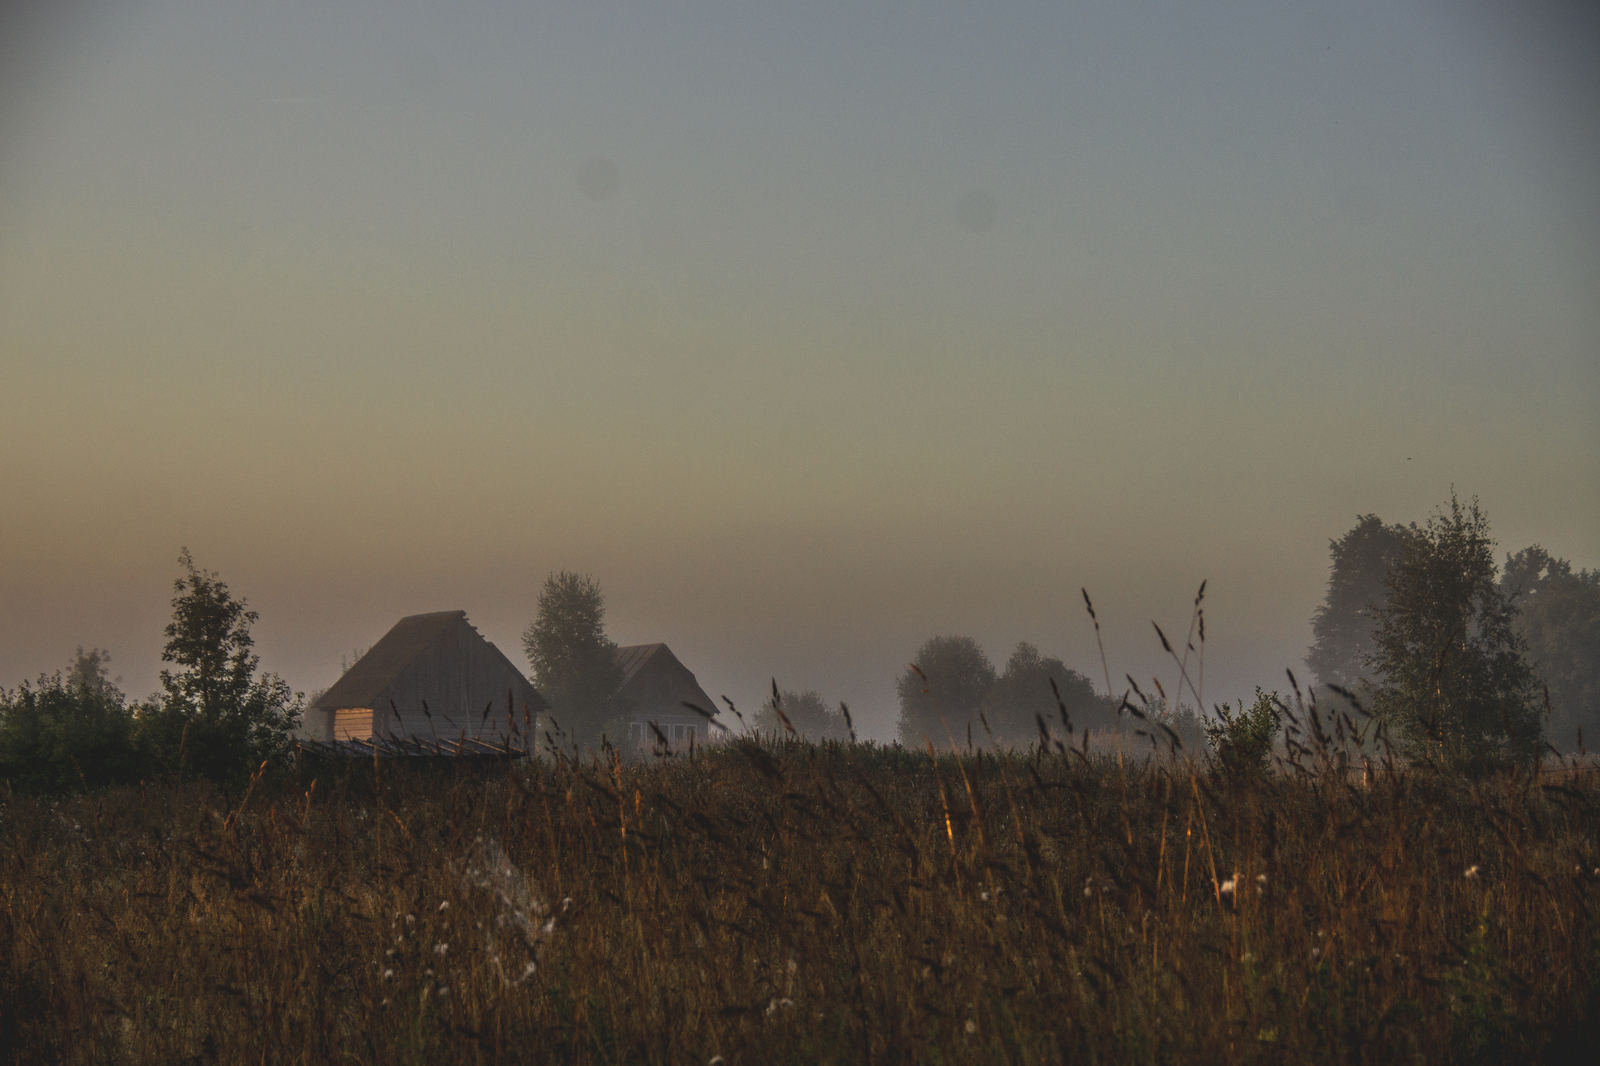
[
  {"left": 0, "top": 673, "right": 142, "bottom": 793},
  {"left": 1205, "top": 687, "right": 1281, "bottom": 777}
]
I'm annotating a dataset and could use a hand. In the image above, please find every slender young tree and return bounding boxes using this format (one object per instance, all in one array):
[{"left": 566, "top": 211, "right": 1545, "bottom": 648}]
[
  {"left": 145, "top": 550, "right": 302, "bottom": 779},
  {"left": 1366, "top": 496, "right": 1540, "bottom": 768}
]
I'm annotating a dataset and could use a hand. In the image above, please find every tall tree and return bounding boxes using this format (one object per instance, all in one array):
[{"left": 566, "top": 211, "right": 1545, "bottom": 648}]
[
  {"left": 895, "top": 635, "right": 996, "bottom": 747},
  {"left": 1501, "top": 546, "right": 1600, "bottom": 752},
  {"left": 1307, "top": 515, "right": 1415, "bottom": 695},
  {"left": 1366, "top": 496, "right": 1540, "bottom": 768},
  {"left": 523, "top": 572, "right": 630, "bottom": 748},
  {"left": 980, "top": 642, "right": 1117, "bottom": 746},
  {"left": 145, "top": 550, "right": 302, "bottom": 779}
]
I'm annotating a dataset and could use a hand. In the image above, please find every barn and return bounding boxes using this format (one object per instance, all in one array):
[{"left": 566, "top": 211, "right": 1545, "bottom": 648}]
[
  {"left": 306, "top": 611, "right": 546, "bottom": 753},
  {"left": 615, "top": 643, "right": 722, "bottom": 750}
]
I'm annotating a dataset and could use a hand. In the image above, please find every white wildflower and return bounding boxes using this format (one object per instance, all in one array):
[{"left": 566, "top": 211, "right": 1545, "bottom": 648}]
[
  {"left": 383, "top": 969, "right": 394, "bottom": 982},
  {"left": 439, "top": 901, "right": 450, "bottom": 912},
  {"left": 1465, "top": 865, "right": 1480, "bottom": 880},
  {"left": 1220, "top": 876, "right": 1238, "bottom": 896},
  {"left": 434, "top": 942, "right": 449, "bottom": 956},
  {"left": 965, "top": 1020, "right": 977, "bottom": 1034}
]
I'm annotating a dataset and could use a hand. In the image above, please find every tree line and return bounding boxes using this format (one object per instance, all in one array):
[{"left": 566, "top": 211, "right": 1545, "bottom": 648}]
[{"left": 5, "top": 492, "right": 1593, "bottom": 792}]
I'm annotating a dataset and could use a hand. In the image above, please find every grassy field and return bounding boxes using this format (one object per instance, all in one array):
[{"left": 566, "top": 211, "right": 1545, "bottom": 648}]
[{"left": 2, "top": 738, "right": 1597, "bottom": 1064}]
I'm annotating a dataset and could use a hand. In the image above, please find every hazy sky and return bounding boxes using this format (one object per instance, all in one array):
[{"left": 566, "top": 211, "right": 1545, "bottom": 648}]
[{"left": 2, "top": 1, "right": 1596, "bottom": 739}]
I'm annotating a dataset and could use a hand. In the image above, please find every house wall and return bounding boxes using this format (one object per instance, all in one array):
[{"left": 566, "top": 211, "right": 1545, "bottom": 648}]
[{"left": 331, "top": 708, "right": 372, "bottom": 740}]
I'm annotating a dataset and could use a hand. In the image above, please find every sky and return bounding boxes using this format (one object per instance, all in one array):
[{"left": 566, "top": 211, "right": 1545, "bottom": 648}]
[{"left": 2, "top": 0, "right": 1596, "bottom": 739}]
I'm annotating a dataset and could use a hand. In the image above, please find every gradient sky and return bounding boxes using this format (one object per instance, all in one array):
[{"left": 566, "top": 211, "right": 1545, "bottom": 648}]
[{"left": 2, "top": 1, "right": 1596, "bottom": 739}]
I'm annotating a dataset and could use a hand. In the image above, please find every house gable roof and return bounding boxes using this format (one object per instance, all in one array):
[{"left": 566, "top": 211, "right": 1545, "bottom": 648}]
[
  {"left": 614, "top": 642, "right": 720, "bottom": 722},
  {"left": 614, "top": 642, "right": 667, "bottom": 684},
  {"left": 314, "top": 611, "right": 543, "bottom": 713}
]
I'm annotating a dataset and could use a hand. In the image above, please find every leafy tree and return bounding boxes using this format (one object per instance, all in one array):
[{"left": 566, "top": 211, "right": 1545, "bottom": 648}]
[
  {"left": 1308, "top": 515, "right": 1415, "bottom": 696},
  {"left": 138, "top": 550, "right": 303, "bottom": 780},
  {"left": 0, "top": 659, "right": 142, "bottom": 793},
  {"left": 753, "top": 688, "right": 848, "bottom": 742},
  {"left": 1500, "top": 546, "right": 1600, "bottom": 752},
  {"left": 1366, "top": 496, "right": 1540, "bottom": 769},
  {"left": 895, "top": 635, "right": 996, "bottom": 747},
  {"left": 980, "top": 642, "right": 1117, "bottom": 746},
  {"left": 523, "top": 571, "right": 631, "bottom": 749},
  {"left": 1204, "top": 688, "right": 1281, "bottom": 778}
]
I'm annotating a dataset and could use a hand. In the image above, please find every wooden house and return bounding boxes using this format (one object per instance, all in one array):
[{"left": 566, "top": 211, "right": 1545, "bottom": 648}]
[
  {"left": 615, "top": 643, "right": 721, "bottom": 749},
  {"left": 308, "top": 611, "right": 545, "bottom": 750}
]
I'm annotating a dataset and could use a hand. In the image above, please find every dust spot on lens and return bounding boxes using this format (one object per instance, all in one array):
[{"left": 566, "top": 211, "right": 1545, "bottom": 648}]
[
  {"left": 955, "top": 188, "right": 997, "bottom": 232},
  {"left": 579, "top": 157, "right": 621, "bottom": 202}
]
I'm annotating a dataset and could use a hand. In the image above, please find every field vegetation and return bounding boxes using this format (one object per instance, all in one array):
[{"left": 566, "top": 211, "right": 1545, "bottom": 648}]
[{"left": 2, "top": 729, "right": 1597, "bottom": 1064}]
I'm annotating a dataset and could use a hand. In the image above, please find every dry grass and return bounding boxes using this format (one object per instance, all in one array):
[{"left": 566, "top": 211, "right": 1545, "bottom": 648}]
[{"left": 1, "top": 740, "right": 1597, "bottom": 1064}]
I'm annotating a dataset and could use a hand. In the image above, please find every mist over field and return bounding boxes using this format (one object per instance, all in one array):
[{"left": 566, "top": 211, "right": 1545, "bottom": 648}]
[{"left": 2, "top": 1, "right": 1597, "bottom": 740}]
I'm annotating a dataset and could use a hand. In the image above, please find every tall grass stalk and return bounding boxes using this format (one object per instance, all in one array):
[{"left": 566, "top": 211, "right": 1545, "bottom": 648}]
[{"left": 1, "top": 736, "right": 1596, "bottom": 1063}]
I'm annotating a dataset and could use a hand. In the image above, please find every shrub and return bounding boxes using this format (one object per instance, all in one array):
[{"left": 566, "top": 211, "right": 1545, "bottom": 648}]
[
  {"left": 0, "top": 672, "right": 142, "bottom": 792},
  {"left": 1205, "top": 687, "right": 1281, "bottom": 776}
]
